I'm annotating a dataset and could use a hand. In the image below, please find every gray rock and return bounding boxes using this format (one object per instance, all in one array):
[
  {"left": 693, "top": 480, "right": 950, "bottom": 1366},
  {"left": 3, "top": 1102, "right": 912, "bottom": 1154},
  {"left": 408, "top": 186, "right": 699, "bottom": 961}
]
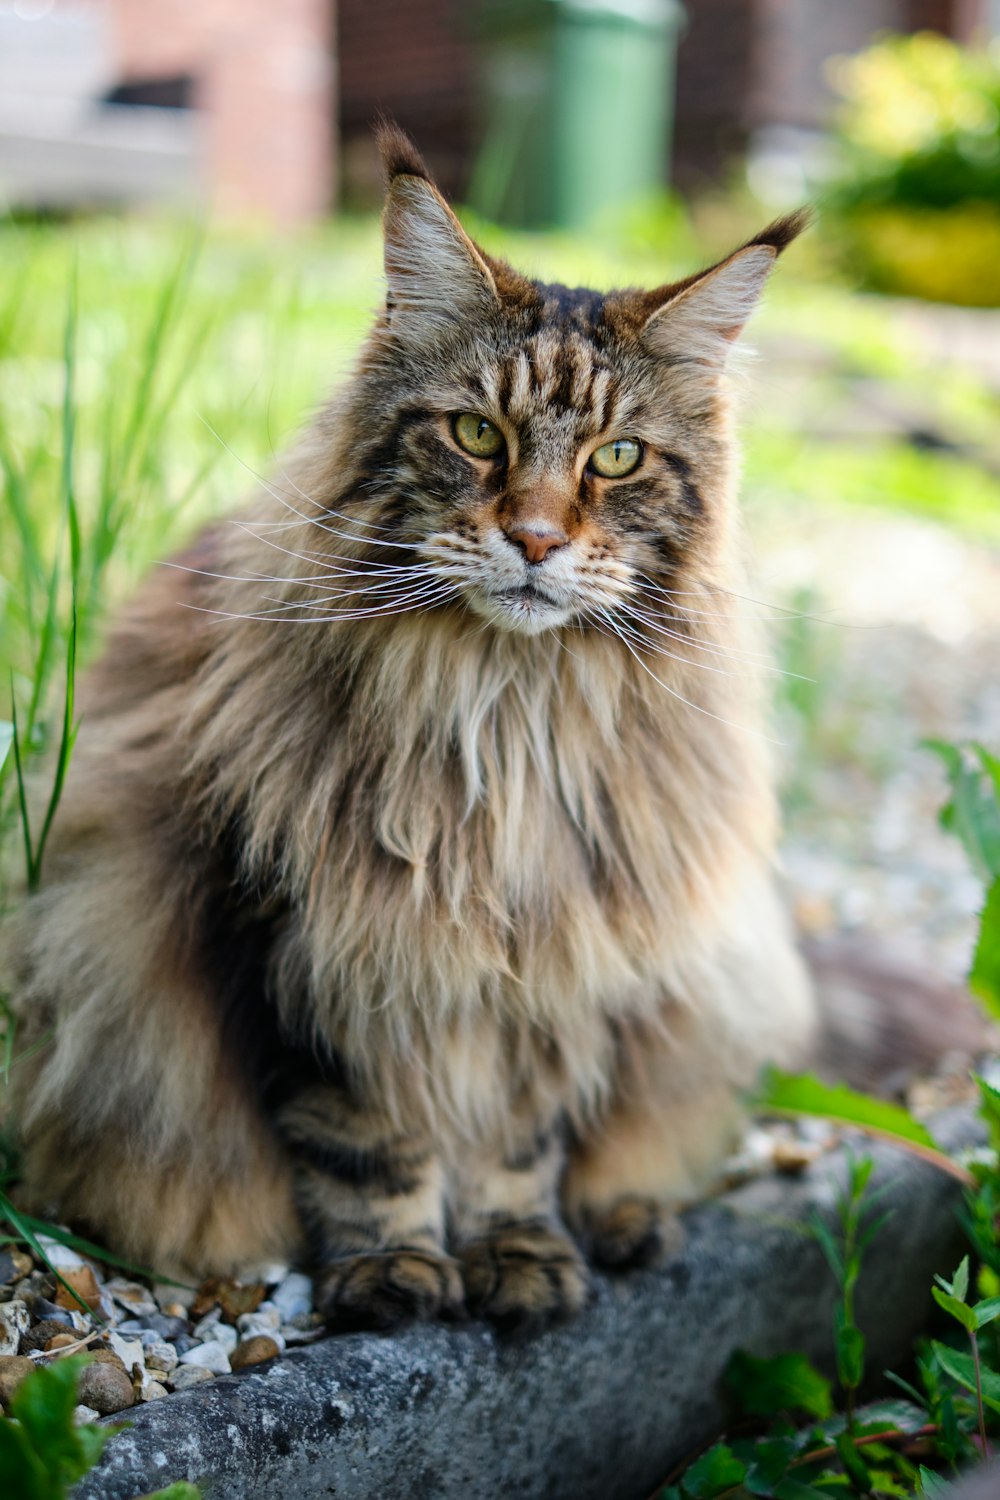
[
  {"left": 73, "top": 1109, "right": 977, "bottom": 1500},
  {"left": 179, "top": 1340, "right": 231, "bottom": 1374},
  {"left": 118, "top": 1312, "right": 188, "bottom": 1341},
  {"left": 73, "top": 1404, "right": 102, "bottom": 1425},
  {"left": 170, "top": 1365, "right": 215, "bottom": 1392},
  {"left": 0, "top": 1300, "right": 30, "bottom": 1357}
]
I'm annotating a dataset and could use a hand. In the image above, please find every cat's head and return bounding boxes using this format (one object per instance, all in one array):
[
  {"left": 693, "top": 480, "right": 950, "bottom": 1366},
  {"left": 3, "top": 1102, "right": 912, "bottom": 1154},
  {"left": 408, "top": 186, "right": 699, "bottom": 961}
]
[{"left": 331, "top": 126, "right": 806, "bottom": 639}]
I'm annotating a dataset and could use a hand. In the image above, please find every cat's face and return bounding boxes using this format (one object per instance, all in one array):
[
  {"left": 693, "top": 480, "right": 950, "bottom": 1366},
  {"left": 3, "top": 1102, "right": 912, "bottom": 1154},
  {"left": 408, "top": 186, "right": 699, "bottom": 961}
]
[{"left": 334, "top": 130, "right": 804, "bottom": 640}]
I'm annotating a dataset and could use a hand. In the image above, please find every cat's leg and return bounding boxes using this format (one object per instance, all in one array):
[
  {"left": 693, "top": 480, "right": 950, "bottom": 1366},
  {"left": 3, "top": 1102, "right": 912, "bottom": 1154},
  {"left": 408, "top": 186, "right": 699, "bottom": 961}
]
[
  {"left": 563, "top": 1058, "right": 739, "bottom": 1270},
  {"left": 277, "top": 1082, "right": 464, "bottom": 1330},
  {"left": 450, "top": 1111, "right": 590, "bottom": 1330},
  {"left": 565, "top": 874, "right": 815, "bottom": 1269}
]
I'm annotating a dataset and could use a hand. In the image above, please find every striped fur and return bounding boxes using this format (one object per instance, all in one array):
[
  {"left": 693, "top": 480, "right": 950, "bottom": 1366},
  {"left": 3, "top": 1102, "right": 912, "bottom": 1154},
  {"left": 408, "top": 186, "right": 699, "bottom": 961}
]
[{"left": 7, "top": 129, "right": 815, "bottom": 1329}]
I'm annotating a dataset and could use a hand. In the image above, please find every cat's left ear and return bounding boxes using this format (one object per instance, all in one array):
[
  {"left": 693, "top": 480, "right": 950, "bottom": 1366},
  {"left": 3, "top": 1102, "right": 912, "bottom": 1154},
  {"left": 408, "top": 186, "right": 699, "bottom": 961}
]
[
  {"left": 377, "top": 123, "right": 500, "bottom": 339},
  {"left": 642, "top": 209, "right": 811, "bottom": 368}
]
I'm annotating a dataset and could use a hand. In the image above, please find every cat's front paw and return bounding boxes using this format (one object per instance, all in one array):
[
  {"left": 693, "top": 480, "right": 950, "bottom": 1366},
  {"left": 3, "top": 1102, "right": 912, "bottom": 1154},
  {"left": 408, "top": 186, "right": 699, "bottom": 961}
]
[
  {"left": 578, "top": 1195, "right": 685, "bottom": 1271},
  {"left": 459, "top": 1224, "right": 591, "bottom": 1331},
  {"left": 316, "top": 1248, "right": 465, "bottom": 1332}
]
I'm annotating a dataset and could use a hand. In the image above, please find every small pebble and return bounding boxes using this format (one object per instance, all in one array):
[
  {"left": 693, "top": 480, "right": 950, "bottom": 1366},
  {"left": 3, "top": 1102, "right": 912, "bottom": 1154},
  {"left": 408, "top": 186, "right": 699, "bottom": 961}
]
[
  {"left": 248, "top": 1261, "right": 290, "bottom": 1287},
  {"left": 73, "top": 1404, "right": 101, "bottom": 1425},
  {"left": 170, "top": 1364, "right": 216, "bottom": 1391},
  {"left": 271, "top": 1272, "right": 313, "bottom": 1323},
  {"left": 191, "top": 1277, "right": 265, "bottom": 1323},
  {"left": 0, "top": 1249, "right": 32, "bottom": 1285},
  {"left": 77, "top": 1360, "right": 135, "bottom": 1415},
  {"left": 44, "top": 1332, "right": 79, "bottom": 1352},
  {"left": 35, "top": 1238, "right": 86, "bottom": 1272},
  {"left": 179, "top": 1339, "right": 231, "bottom": 1374},
  {"left": 279, "top": 1324, "right": 322, "bottom": 1346},
  {"left": 30, "top": 1298, "right": 75, "bottom": 1328},
  {"left": 238, "top": 1300, "right": 280, "bottom": 1333},
  {"left": 11, "top": 1272, "right": 52, "bottom": 1306},
  {"left": 143, "top": 1339, "right": 178, "bottom": 1375},
  {"left": 243, "top": 1324, "right": 286, "bottom": 1353},
  {"left": 231, "top": 1335, "right": 280, "bottom": 1370},
  {"left": 192, "top": 1308, "right": 222, "bottom": 1341},
  {"left": 210, "top": 1322, "right": 238, "bottom": 1356},
  {"left": 55, "top": 1266, "right": 103, "bottom": 1313},
  {"left": 172, "top": 1334, "right": 199, "bottom": 1355},
  {"left": 105, "top": 1278, "right": 159, "bottom": 1320},
  {"left": 153, "top": 1282, "right": 197, "bottom": 1314},
  {"left": 0, "top": 1354, "right": 36, "bottom": 1408},
  {"left": 133, "top": 1365, "right": 169, "bottom": 1402},
  {"left": 107, "top": 1331, "right": 145, "bottom": 1374},
  {"left": 0, "top": 1301, "right": 31, "bottom": 1357},
  {"left": 118, "top": 1312, "right": 187, "bottom": 1341}
]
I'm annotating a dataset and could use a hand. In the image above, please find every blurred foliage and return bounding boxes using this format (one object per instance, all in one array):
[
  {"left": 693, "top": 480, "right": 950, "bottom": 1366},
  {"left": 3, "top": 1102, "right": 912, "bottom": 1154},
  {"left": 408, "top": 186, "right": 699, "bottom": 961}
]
[{"left": 824, "top": 32, "right": 1000, "bottom": 305}]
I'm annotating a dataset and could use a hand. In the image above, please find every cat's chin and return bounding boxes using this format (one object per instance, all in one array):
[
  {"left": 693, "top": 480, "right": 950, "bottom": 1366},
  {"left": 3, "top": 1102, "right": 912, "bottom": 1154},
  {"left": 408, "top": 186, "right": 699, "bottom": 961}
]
[{"left": 466, "top": 586, "right": 575, "bottom": 637}]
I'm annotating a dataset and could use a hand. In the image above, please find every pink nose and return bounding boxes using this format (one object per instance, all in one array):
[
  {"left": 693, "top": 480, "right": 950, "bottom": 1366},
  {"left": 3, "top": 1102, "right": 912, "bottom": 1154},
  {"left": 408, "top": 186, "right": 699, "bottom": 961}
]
[{"left": 505, "top": 526, "right": 567, "bottom": 565}]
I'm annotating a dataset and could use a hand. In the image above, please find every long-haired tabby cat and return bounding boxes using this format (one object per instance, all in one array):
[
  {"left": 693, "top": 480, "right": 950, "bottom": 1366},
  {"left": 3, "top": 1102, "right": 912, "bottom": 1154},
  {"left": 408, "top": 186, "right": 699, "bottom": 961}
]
[{"left": 9, "top": 128, "right": 816, "bottom": 1331}]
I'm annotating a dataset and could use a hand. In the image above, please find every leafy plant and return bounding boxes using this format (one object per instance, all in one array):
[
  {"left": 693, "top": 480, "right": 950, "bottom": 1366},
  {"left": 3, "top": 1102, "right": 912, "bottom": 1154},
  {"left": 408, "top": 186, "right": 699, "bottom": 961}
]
[
  {"left": 822, "top": 34, "right": 1000, "bottom": 304},
  {"left": 0, "top": 1356, "right": 115, "bottom": 1499}
]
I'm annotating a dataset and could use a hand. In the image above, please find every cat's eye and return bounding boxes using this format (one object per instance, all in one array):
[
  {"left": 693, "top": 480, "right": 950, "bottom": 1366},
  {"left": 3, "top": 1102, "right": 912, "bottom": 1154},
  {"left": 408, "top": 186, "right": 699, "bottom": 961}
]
[
  {"left": 589, "top": 437, "right": 642, "bottom": 479},
  {"left": 452, "top": 412, "right": 505, "bottom": 459}
]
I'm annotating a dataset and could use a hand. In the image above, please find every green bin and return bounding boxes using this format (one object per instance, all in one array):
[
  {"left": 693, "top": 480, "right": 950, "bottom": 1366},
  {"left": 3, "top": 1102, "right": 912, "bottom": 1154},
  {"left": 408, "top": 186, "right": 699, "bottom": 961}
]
[{"left": 470, "top": 0, "right": 684, "bottom": 230}]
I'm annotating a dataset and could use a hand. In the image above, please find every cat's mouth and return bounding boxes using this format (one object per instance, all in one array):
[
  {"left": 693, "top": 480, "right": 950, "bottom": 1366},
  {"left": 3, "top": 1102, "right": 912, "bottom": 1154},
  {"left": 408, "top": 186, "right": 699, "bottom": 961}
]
[{"left": 469, "top": 581, "right": 575, "bottom": 636}]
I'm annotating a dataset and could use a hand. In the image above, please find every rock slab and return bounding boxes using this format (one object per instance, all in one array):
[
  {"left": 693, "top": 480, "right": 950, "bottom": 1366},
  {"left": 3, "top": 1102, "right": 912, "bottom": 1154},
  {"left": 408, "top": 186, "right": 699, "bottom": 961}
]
[{"left": 73, "top": 1115, "right": 974, "bottom": 1500}]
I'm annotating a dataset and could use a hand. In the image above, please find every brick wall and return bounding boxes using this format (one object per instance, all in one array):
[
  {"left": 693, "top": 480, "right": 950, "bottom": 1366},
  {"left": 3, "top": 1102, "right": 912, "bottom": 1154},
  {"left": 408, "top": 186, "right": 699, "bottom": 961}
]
[
  {"left": 337, "top": 0, "right": 474, "bottom": 199},
  {"left": 102, "top": 0, "right": 335, "bottom": 225}
]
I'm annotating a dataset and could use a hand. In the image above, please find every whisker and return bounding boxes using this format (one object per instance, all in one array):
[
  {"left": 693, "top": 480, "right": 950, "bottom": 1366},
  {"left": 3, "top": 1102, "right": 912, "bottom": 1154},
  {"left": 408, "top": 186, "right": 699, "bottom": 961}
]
[{"left": 583, "top": 605, "right": 783, "bottom": 745}]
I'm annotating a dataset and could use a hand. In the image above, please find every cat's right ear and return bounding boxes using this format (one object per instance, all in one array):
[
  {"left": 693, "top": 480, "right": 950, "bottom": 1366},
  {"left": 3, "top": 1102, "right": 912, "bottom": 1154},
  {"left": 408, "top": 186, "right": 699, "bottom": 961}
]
[{"left": 377, "top": 124, "right": 499, "bottom": 339}]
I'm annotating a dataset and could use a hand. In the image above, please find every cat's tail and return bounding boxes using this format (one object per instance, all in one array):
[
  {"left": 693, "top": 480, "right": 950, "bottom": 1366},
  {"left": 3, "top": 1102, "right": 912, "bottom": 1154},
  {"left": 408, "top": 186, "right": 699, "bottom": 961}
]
[{"left": 804, "top": 933, "right": 994, "bottom": 1096}]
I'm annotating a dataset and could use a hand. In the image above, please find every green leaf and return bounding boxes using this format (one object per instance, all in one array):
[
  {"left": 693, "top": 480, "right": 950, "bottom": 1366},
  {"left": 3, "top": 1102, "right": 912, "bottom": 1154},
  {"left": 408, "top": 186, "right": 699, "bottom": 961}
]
[
  {"left": 10, "top": 1354, "right": 110, "bottom": 1488},
  {"left": 970, "top": 877, "right": 1000, "bottom": 1019},
  {"left": 917, "top": 1468, "right": 952, "bottom": 1498},
  {"left": 930, "top": 1340, "right": 1000, "bottom": 1413},
  {"left": 952, "top": 1255, "right": 970, "bottom": 1302},
  {"left": 835, "top": 1316, "right": 866, "bottom": 1390},
  {"left": 0, "top": 719, "right": 12, "bottom": 775},
  {"left": 681, "top": 1444, "right": 747, "bottom": 1498},
  {"left": 773, "top": 1481, "right": 832, "bottom": 1500},
  {"left": 927, "top": 739, "right": 1000, "bottom": 882},
  {"left": 0, "top": 1416, "right": 55, "bottom": 1500},
  {"left": 745, "top": 1436, "right": 797, "bottom": 1493},
  {"left": 971, "top": 1294, "right": 1000, "bottom": 1329},
  {"left": 757, "top": 1070, "right": 945, "bottom": 1160},
  {"left": 834, "top": 1431, "right": 872, "bottom": 1492},
  {"left": 931, "top": 1288, "right": 977, "bottom": 1333},
  {"left": 726, "top": 1350, "right": 833, "bottom": 1420}
]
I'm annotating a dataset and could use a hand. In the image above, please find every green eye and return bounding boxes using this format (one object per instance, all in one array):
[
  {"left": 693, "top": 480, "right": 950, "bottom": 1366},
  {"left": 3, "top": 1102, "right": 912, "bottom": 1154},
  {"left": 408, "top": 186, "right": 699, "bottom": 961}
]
[
  {"left": 590, "top": 437, "right": 642, "bottom": 478},
  {"left": 453, "top": 412, "right": 505, "bottom": 459}
]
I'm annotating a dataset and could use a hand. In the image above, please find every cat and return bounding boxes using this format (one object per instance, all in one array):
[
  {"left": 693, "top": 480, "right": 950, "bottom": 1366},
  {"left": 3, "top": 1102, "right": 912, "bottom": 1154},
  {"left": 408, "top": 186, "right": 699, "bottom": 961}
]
[{"left": 8, "top": 126, "right": 816, "bottom": 1331}]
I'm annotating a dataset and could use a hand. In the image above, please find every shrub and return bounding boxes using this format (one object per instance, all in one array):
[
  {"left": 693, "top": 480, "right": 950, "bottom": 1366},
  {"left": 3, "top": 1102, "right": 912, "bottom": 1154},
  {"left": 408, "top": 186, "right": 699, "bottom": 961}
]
[{"left": 824, "top": 33, "right": 1000, "bottom": 305}]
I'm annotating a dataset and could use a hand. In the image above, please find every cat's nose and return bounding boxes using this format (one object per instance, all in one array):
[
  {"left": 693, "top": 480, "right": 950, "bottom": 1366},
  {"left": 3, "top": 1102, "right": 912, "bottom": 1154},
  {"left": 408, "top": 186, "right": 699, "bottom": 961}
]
[{"left": 504, "top": 525, "right": 568, "bottom": 565}]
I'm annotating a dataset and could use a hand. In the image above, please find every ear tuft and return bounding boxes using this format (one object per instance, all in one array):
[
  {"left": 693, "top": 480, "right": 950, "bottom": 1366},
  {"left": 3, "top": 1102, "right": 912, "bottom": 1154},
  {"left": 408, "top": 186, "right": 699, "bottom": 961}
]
[
  {"left": 641, "top": 209, "right": 812, "bottom": 370},
  {"left": 375, "top": 119, "right": 432, "bottom": 185},
  {"left": 740, "top": 206, "right": 813, "bottom": 258}
]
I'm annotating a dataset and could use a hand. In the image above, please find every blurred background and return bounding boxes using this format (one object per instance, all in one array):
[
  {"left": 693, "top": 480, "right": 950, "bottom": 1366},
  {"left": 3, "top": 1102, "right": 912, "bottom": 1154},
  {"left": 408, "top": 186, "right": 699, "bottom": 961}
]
[{"left": 2, "top": 0, "right": 1000, "bottom": 1000}]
